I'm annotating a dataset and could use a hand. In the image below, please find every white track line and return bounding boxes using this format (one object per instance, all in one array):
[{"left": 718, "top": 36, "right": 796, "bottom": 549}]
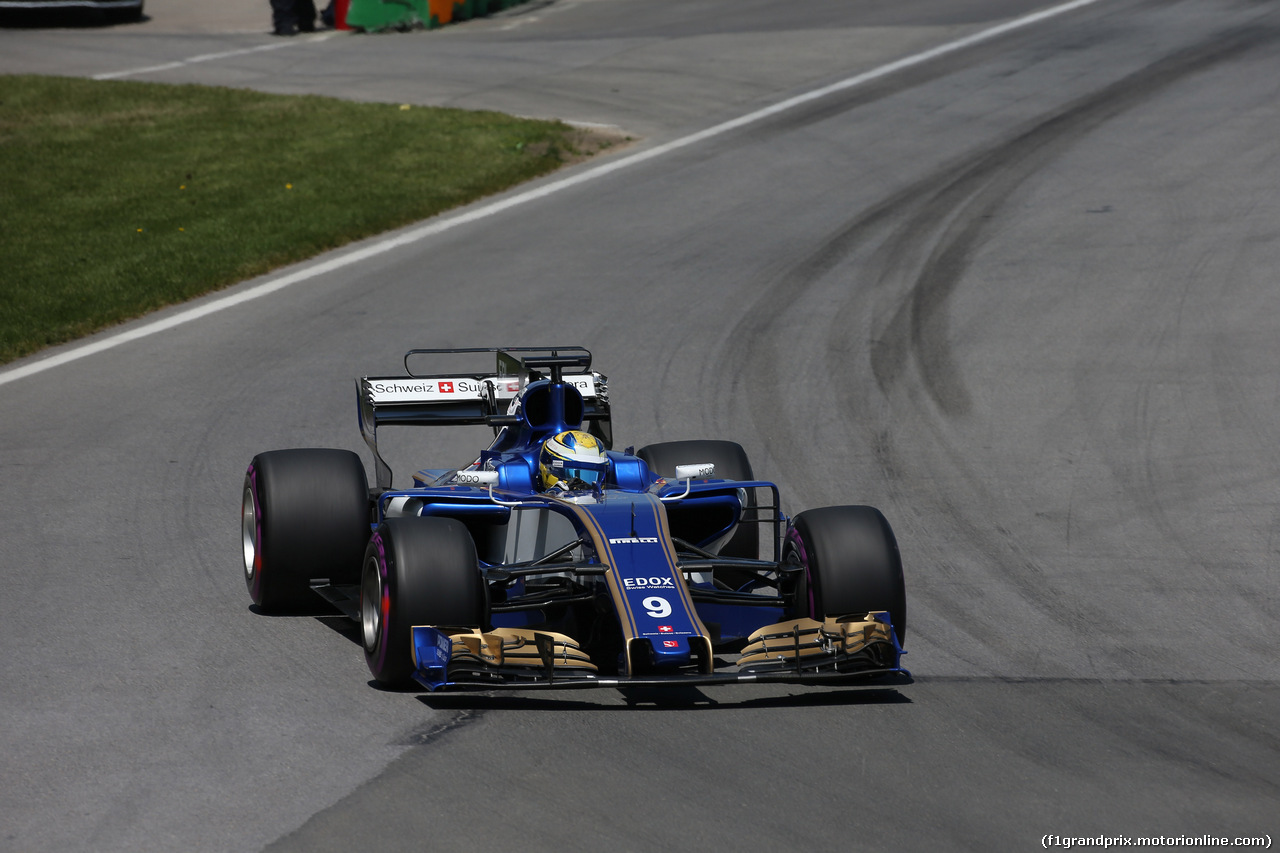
[
  {"left": 92, "top": 34, "right": 338, "bottom": 81},
  {"left": 2, "top": 0, "right": 1104, "bottom": 388}
]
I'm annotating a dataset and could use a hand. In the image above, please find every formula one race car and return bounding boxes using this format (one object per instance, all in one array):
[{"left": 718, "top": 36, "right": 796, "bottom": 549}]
[{"left": 241, "top": 347, "right": 907, "bottom": 691}]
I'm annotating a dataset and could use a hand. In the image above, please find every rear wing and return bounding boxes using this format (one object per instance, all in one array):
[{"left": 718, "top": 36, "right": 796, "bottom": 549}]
[{"left": 357, "top": 347, "right": 611, "bottom": 489}]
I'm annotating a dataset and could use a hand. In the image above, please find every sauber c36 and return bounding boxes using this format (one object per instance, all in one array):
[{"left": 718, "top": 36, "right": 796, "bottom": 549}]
[{"left": 241, "top": 347, "right": 908, "bottom": 691}]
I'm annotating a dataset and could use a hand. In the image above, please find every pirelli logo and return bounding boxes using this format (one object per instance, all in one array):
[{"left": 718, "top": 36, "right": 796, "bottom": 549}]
[
  {"left": 623, "top": 577, "right": 676, "bottom": 589},
  {"left": 608, "top": 537, "right": 659, "bottom": 544}
]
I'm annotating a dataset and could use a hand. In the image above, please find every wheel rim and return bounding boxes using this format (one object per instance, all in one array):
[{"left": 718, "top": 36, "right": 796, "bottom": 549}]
[
  {"left": 361, "top": 555, "right": 382, "bottom": 653},
  {"left": 241, "top": 484, "right": 258, "bottom": 584}
]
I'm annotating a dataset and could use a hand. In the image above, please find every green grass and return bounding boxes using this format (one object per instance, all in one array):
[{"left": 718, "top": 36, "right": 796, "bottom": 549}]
[{"left": 0, "top": 75, "right": 614, "bottom": 364}]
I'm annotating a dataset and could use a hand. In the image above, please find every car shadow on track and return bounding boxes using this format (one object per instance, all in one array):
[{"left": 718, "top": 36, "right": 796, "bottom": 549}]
[{"left": 313, "top": 613, "right": 363, "bottom": 643}]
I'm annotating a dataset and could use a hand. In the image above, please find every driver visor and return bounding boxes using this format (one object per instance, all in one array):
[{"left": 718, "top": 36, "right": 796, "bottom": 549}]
[{"left": 563, "top": 466, "right": 601, "bottom": 484}]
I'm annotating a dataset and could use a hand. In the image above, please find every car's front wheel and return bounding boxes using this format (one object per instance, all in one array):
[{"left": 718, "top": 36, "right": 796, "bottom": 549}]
[
  {"left": 361, "top": 517, "right": 486, "bottom": 687},
  {"left": 785, "top": 505, "right": 905, "bottom": 644}
]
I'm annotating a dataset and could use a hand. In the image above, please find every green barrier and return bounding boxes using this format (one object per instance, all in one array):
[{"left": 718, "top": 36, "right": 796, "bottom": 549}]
[
  {"left": 345, "top": 0, "right": 530, "bottom": 31},
  {"left": 344, "top": 0, "right": 428, "bottom": 30}
]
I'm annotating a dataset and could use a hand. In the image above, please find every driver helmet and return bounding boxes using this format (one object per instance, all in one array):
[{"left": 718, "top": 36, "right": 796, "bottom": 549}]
[{"left": 540, "top": 430, "right": 607, "bottom": 492}]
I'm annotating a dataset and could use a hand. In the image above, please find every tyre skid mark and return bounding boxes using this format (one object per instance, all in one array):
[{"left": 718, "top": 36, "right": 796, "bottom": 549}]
[{"left": 716, "top": 20, "right": 1280, "bottom": 662}]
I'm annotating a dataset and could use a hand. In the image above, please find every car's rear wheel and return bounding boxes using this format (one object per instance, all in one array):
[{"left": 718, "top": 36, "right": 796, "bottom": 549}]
[
  {"left": 785, "top": 506, "right": 906, "bottom": 644},
  {"left": 361, "top": 516, "right": 486, "bottom": 687},
  {"left": 637, "top": 439, "right": 758, "bottom": 560},
  {"left": 242, "top": 449, "right": 370, "bottom": 613}
]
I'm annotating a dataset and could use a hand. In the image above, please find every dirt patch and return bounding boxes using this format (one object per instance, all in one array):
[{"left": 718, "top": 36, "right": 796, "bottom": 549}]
[{"left": 525, "top": 124, "right": 637, "bottom": 165}]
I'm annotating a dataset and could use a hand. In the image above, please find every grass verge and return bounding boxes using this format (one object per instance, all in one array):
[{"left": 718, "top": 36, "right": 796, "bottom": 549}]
[{"left": 0, "top": 74, "right": 623, "bottom": 365}]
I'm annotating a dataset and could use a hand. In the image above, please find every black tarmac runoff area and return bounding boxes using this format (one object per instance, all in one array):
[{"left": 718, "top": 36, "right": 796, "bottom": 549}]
[{"left": 1, "top": 0, "right": 1278, "bottom": 850}]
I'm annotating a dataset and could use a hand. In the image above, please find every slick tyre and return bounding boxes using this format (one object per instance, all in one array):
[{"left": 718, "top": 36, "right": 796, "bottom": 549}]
[
  {"left": 361, "top": 517, "right": 485, "bottom": 688},
  {"left": 786, "top": 506, "right": 906, "bottom": 644},
  {"left": 242, "top": 449, "right": 370, "bottom": 613},
  {"left": 637, "top": 439, "right": 758, "bottom": 560}
]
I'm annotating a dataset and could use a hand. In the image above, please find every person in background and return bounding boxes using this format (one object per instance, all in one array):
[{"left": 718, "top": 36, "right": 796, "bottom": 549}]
[{"left": 271, "top": 0, "right": 316, "bottom": 35}]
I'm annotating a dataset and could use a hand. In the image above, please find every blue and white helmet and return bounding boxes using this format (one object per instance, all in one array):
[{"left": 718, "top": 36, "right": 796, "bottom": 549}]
[{"left": 540, "top": 430, "right": 606, "bottom": 491}]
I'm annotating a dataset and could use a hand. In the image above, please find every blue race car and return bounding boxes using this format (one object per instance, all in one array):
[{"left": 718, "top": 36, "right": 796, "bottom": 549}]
[{"left": 241, "top": 347, "right": 907, "bottom": 691}]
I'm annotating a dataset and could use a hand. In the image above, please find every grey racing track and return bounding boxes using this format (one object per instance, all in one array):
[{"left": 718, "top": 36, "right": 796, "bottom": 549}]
[{"left": 1, "top": 0, "right": 1278, "bottom": 850}]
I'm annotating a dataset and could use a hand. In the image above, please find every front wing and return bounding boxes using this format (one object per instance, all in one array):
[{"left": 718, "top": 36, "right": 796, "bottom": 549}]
[{"left": 410, "top": 612, "right": 909, "bottom": 691}]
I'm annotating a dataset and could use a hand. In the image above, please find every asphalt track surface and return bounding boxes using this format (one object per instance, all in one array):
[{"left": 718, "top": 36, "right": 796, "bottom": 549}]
[{"left": 2, "top": 0, "right": 1279, "bottom": 850}]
